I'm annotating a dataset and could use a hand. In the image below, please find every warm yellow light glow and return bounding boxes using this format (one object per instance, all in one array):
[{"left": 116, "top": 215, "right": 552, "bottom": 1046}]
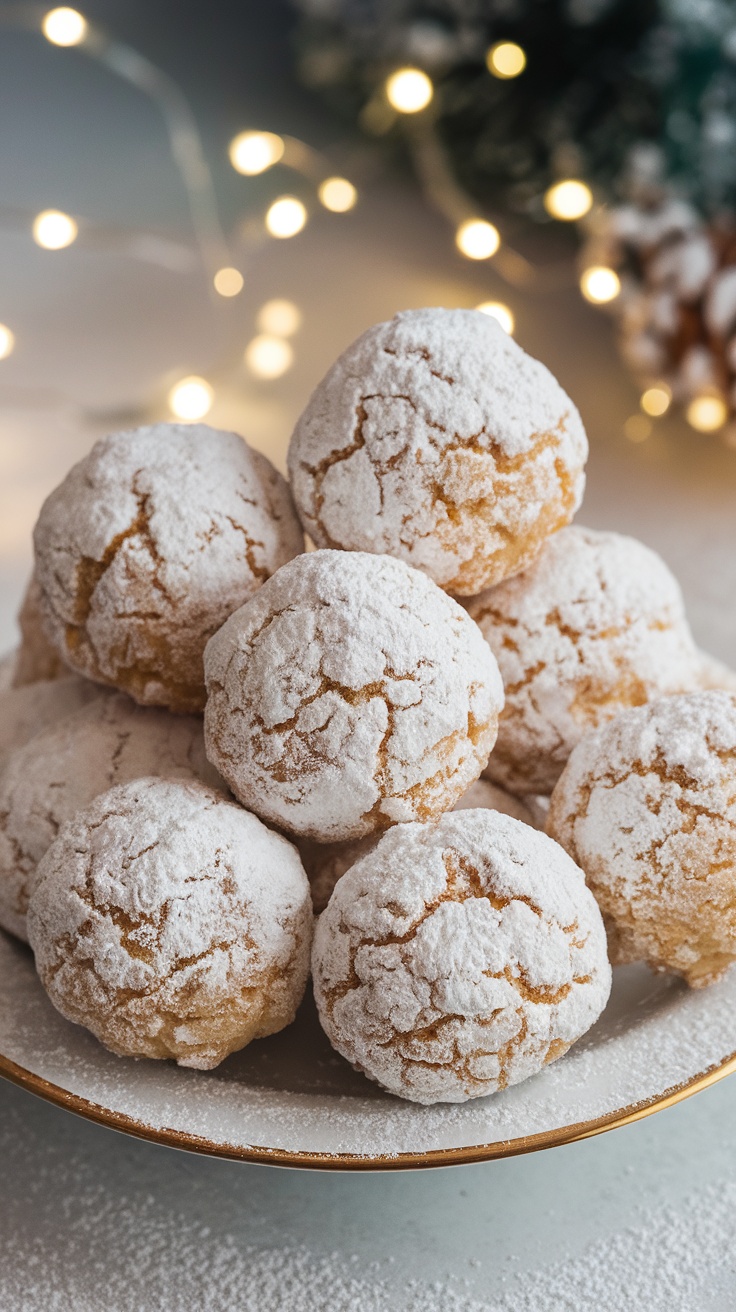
[
  {"left": 256, "top": 299, "right": 301, "bottom": 337},
  {"left": 686, "top": 394, "right": 727, "bottom": 432},
  {"left": 229, "top": 131, "right": 284, "bottom": 176},
  {"left": 456, "top": 219, "right": 500, "bottom": 260},
  {"left": 213, "top": 266, "right": 244, "bottom": 297},
  {"left": 265, "top": 196, "right": 307, "bottom": 239},
  {"left": 42, "top": 7, "right": 87, "bottom": 46},
  {"left": 624, "top": 415, "right": 651, "bottom": 443},
  {"left": 385, "top": 67, "right": 434, "bottom": 113},
  {"left": 0, "top": 324, "right": 15, "bottom": 360},
  {"left": 486, "top": 41, "right": 526, "bottom": 78},
  {"left": 580, "top": 266, "right": 621, "bottom": 304},
  {"left": 544, "top": 179, "right": 593, "bottom": 221},
  {"left": 32, "top": 209, "right": 78, "bottom": 250},
  {"left": 168, "top": 376, "right": 213, "bottom": 421},
  {"left": 244, "top": 335, "right": 293, "bottom": 380},
  {"left": 476, "top": 301, "right": 514, "bottom": 334},
  {"left": 640, "top": 385, "right": 671, "bottom": 417},
  {"left": 318, "top": 177, "right": 357, "bottom": 213}
]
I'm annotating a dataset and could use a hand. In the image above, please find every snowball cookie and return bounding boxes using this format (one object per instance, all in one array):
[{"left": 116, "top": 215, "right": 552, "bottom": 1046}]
[
  {"left": 0, "top": 675, "right": 102, "bottom": 776},
  {"left": 287, "top": 308, "right": 588, "bottom": 595},
  {"left": 697, "top": 648, "right": 736, "bottom": 694},
  {"left": 33, "top": 423, "right": 304, "bottom": 713},
  {"left": 0, "top": 693, "right": 223, "bottom": 942},
  {"left": 312, "top": 810, "right": 611, "bottom": 1103},
  {"left": 27, "top": 778, "right": 313, "bottom": 1069},
  {"left": 13, "top": 571, "right": 69, "bottom": 687},
  {"left": 468, "top": 526, "right": 700, "bottom": 795},
  {"left": 204, "top": 549, "right": 503, "bottom": 842},
  {"left": 547, "top": 691, "right": 736, "bottom": 989},
  {"left": 0, "top": 651, "right": 14, "bottom": 692},
  {"left": 300, "top": 778, "right": 533, "bottom": 914}
]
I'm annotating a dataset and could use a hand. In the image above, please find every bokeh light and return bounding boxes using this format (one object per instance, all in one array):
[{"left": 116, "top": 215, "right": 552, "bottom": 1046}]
[
  {"left": 229, "top": 131, "right": 284, "bottom": 176},
  {"left": 544, "top": 180, "right": 593, "bottom": 221},
  {"left": 486, "top": 41, "right": 526, "bottom": 78},
  {"left": 456, "top": 219, "right": 500, "bottom": 260},
  {"left": 256, "top": 299, "right": 302, "bottom": 337},
  {"left": 476, "top": 301, "right": 514, "bottom": 334},
  {"left": 168, "top": 376, "right": 213, "bottom": 421},
  {"left": 265, "top": 197, "right": 307, "bottom": 238},
  {"left": 244, "top": 335, "right": 293, "bottom": 379},
  {"left": 32, "top": 209, "right": 78, "bottom": 250},
  {"left": 640, "top": 385, "right": 671, "bottom": 417},
  {"left": 686, "top": 394, "right": 727, "bottom": 432},
  {"left": 580, "top": 266, "right": 621, "bottom": 304},
  {"left": 42, "top": 7, "right": 87, "bottom": 46},
  {"left": 385, "top": 68, "right": 434, "bottom": 113},
  {"left": 213, "top": 267, "right": 244, "bottom": 297},
  {"left": 318, "top": 177, "right": 358, "bottom": 213},
  {"left": 0, "top": 325, "right": 15, "bottom": 360}
]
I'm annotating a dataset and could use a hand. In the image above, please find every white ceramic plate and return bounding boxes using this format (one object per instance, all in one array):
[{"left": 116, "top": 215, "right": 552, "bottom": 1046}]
[{"left": 2, "top": 929, "right": 735, "bottom": 1169}]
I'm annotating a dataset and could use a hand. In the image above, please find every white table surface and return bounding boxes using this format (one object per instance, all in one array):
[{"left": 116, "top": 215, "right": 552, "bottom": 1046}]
[{"left": 2, "top": 23, "right": 736, "bottom": 1308}]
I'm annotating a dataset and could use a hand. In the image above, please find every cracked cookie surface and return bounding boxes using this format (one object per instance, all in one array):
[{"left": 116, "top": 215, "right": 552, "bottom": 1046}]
[
  {"left": 287, "top": 308, "right": 588, "bottom": 595},
  {"left": 0, "top": 693, "right": 223, "bottom": 942},
  {"left": 312, "top": 809, "right": 610, "bottom": 1103},
  {"left": 0, "top": 675, "right": 103, "bottom": 777},
  {"left": 32, "top": 424, "right": 304, "bottom": 712},
  {"left": 27, "top": 777, "right": 313, "bottom": 1069},
  {"left": 468, "top": 526, "right": 701, "bottom": 795},
  {"left": 204, "top": 549, "right": 504, "bottom": 843},
  {"left": 547, "top": 691, "right": 736, "bottom": 988}
]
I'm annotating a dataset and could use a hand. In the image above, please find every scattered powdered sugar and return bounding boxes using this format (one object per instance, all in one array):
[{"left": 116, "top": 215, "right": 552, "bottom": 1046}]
[
  {"left": 288, "top": 308, "right": 588, "bottom": 595},
  {"left": 33, "top": 423, "right": 304, "bottom": 712},
  {"left": 205, "top": 550, "right": 503, "bottom": 842},
  {"left": 13, "top": 570, "right": 69, "bottom": 686},
  {"left": 313, "top": 810, "right": 610, "bottom": 1103},
  {"left": 469, "top": 526, "right": 701, "bottom": 795},
  {"left": 27, "top": 777, "right": 313, "bottom": 1069},
  {"left": 0, "top": 692, "right": 223, "bottom": 942},
  {"left": 0, "top": 675, "right": 102, "bottom": 775},
  {"left": 548, "top": 690, "right": 736, "bottom": 988}
]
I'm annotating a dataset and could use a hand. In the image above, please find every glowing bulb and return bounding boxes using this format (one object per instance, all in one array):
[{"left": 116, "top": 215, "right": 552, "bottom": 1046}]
[
  {"left": 32, "top": 209, "right": 78, "bottom": 250},
  {"left": 385, "top": 68, "right": 433, "bottom": 114},
  {"left": 640, "top": 385, "right": 671, "bottom": 417},
  {"left": 265, "top": 196, "right": 307, "bottom": 239},
  {"left": 624, "top": 415, "right": 651, "bottom": 443},
  {"left": 229, "top": 131, "right": 284, "bottom": 176},
  {"left": 244, "top": 335, "right": 293, "bottom": 380},
  {"left": 318, "top": 177, "right": 357, "bottom": 213},
  {"left": 544, "top": 179, "right": 593, "bottom": 221},
  {"left": 168, "top": 376, "right": 213, "bottom": 421},
  {"left": 256, "top": 299, "right": 301, "bottom": 337},
  {"left": 0, "top": 324, "right": 15, "bottom": 360},
  {"left": 686, "top": 394, "right": 727, "bottom": 432},
  {"left": 42, "top": 7, "right": 87, "bottom": 46},
  {"left": 213, "top": 266, "right": 244, "bottom": 297},
  {"left": 486, "top": 41, "right": 526, "bottom": 78},
  {"left": 476, "top": 301, "right": 514, "bottom": 334},
  {"left": 580, "top": 266, "right": 621, "bottom": 304},
  {"left": 456, "top": 219, "right": 500, "bottom": 260}
]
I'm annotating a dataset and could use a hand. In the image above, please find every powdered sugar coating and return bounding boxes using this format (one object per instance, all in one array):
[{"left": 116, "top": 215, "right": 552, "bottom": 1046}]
[
  {"left": 33, "top": 424, "right": 304, "bottom": 712},
  {"left": 27, "top": 777, "right": 313, "bottom": 1069},
  {"left": 13, "top": 571, "right": 69, "bottom": 686},
  {"left": 0, "top": 694, "right": 223, "bottom": 942},
  {"left": 204, "top": 550, "right": 503, "bottom": 842},
  {"left": 312, "top": 809, "right": 610, "bottom": 1103},
  {"left": 547, "top": 691, "right": 736, "bottom": 988},
  {"left": 300, "top": 778, "right": 533, "bottom": 913},
  {"left": 288, "top": 308, "right": 588, "bottom": 595},
  {"left": 0, "top": 675, "right": 102, "bottom": 776},
  {"left": 468, "top": 527, "right": 700, "bottom": 795}
]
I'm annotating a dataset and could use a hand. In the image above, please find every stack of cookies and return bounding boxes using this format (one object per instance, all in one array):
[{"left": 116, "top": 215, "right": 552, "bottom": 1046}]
[{"left": 1, "top": 307, "right": 734, "bottom": 1105}]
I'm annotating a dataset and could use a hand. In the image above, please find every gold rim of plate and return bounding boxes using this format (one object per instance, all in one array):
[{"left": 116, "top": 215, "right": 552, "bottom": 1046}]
[{"left": 2, "top": 1047, "right": 735, "bottom": 1171}]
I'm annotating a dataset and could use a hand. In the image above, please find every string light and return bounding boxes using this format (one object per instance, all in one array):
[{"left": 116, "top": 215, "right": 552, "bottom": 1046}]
[
  {"left": 624, "top": 415, "right": 651, "bottom": 443},
  {"left": 32, "top": 209, "right": 78, "bottom": 250},
  {"left": 686, "top": 394, "right": 727, "bottom": 432},
  {"left": 486, "top": 41, "right": 526, "bottom": 79},
  {"left": 213, "top": 266, "right": 243, "bottom": 297},
  {"left": 476, "top": 301, "right": 514, "bottom": 333},
  {"left": 244, "top": 335, "right": 293, "bottom": 379},
  {"left": 265, "top": 196, "right": 307, "bottom": 238},
  {"left": 580, "top": 266, "right": 620, "bottom": 304},
  {"left": 544, "top": 180, "right": 593, "bottom": 221},
  {"left": 455, "top": 219, "right": 500, "bottom": 260},
  {"left": 168, "top": 376, "right": 213, "bottom": 420},
  {"left": 640, "top": 385, "right": 671, "bottom": 417},
  {"left": 256, "top": 299, "right": 301, "bottom": 336},
  {"left": 42, "top": 7, "right": 87, "bottom": 46},
  {"left": 385, "top": 68, "right": 434, "bottom": 114},
  {"left": 229, "top": 131, "right": 284, "bottom": 176},
  {"left": 318, "top": 177, "right": 357, "bottom": 213},
  {"left": 0, "top": 324, "right": 15, "bottom": 360}
]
